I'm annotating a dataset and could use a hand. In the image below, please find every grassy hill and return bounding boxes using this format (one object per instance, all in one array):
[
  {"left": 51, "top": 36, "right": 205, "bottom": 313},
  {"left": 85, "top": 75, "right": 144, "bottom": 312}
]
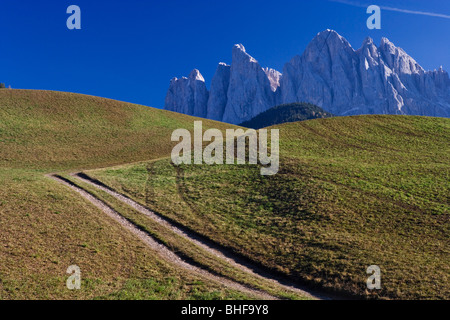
[
  {"left": 2, "top": 89, "right": 448, "bottom": 300},
  {"left": 239, "top": 102, "right": 333, "bottom": 129},
  {"left": 87, "top": 115, "right": 450, "bottom": 300},
  {"left": 0, "top": 89, "right": 234, "bottom": 170},
  {"left": 0, "top": 89, "right": 255, "bottom": 299}
]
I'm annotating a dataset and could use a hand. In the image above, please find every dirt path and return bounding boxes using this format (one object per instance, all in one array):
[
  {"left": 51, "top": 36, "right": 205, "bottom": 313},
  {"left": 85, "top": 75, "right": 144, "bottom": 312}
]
[
  {"left": 49, "top": 174, "right": 276, "bottom": 300},
  {"left": 71, "top": 172, "right": 328, "bottom": 300}
]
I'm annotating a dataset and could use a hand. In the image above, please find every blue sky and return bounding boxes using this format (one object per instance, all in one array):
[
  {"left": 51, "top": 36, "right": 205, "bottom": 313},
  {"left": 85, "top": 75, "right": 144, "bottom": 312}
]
[{"left": 1, "top": 0, "right": 449, "bottom": 108}]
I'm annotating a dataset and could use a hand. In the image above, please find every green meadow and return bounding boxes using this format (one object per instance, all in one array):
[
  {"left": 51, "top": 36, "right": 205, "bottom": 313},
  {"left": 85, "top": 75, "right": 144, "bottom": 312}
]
[
  {"left": 1, "top": 89, "right": 448, "bottom": 299},
  {"left": 0, "top": 89, "right": 254, "bottom": 300},
  {"left": 88, "top": 115, "right": 450, "bottom": 300}
]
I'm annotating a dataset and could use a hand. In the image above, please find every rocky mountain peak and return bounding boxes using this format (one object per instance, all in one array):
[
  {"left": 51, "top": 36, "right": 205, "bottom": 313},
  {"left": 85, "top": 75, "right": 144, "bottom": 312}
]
[
  {"left": 189, "top": 69, "right": 205, "bottom": 82},
  {"left": 303, "top": 28, "right": 354, "bottom": 64},
  {"left": 380, "top": 37, "right": 394, "bottom": 47},
  {"left": 379, "top": 37, "right": 424, "bottom": 75},
  {"left": 164, "top": 69, "right": 209, "bottom": 118},
  {"left": 311, "top": 29, "right": 352, "bottom": 50},
  {"left": 165, "top": 30, "right": 450, "bottom": 122},
  {"left": 233, "top": 43, "right": 246, "bottom": 52},
  {"left": 361, "top": 37, "right": 376, "bottom": 51},
  {"left": 222, "top": 44, "right": 279, "bottom": 123},
  {"left": 363, "top": 36, "right": 374, "bottom": 45},
  {"left": 232, "top": 43, "right": 258, "bottom": 64},
  {"left": 359, "top": 36, "right": 380, "bottom": 65}
]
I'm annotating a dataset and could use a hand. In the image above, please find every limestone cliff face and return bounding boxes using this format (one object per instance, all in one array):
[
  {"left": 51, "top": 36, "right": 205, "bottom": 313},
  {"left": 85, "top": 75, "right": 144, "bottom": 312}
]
[
  {"left": 164, "top": 30, "right": 450, "bottom": 123},
  {"left": 221, "top": 44, "right": 279, "bottom": 124},
  {"left": 206, "top": 62, "right": 230, "bottom": 121},
  {"left": 164, "top": 45, "right": 280, "bottom": 124},
  {"left": 164, "top": 69, "right": 209, "bottom": 118},
  {"left": 281, "top": 30, "right": 450, "bottom": 117},
  {"left": 281, "top": 30, "right": 360, "bottom": 115}
]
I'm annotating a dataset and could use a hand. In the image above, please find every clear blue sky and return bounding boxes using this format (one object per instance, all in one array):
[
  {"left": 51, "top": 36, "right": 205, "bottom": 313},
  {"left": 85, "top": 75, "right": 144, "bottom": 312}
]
[{"left": 1, "top": 0, "right": 449, "bottom": 108}]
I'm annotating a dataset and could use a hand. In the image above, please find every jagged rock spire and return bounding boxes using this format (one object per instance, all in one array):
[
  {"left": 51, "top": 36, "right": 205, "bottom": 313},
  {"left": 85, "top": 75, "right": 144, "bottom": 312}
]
[{"left": 164, "top": 30, "right": 450, "bottom": 122}]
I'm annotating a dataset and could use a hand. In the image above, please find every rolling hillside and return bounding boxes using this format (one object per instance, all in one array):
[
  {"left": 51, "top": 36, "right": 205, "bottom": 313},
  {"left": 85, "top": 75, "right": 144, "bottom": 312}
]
[
  {"left": 0, "top": 89, "right": 234, "bottom": 170},
  {"left": 1, "top": 89, "right": 448, "bottom": 300},
  {"left": 0, "top": 90, "right": 258, "bottom": 300},
  {"left": 87, "top": 115, "right": 450, "bottom": 300}
]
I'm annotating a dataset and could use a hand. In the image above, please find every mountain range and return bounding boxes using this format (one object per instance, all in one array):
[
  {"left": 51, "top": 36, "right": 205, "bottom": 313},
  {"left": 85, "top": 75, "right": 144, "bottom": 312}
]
[{"left": 164, "top": 29, "right": 450, "bottom": 124}]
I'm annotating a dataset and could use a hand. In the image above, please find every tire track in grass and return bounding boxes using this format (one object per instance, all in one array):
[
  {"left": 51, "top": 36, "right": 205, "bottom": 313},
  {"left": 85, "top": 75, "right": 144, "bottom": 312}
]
[
  {"left": 49, "top": 174, "right": 275, "bottom": 300},
  {"left": 73, "top": 172, "right": 331, "bottom": 300}
]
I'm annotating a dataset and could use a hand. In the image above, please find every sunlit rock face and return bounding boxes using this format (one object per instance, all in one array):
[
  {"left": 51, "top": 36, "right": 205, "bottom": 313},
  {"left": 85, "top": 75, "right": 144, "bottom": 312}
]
[
  {"left": 221, "top": 44, "right": 279, "bottom": 124},
  {"left": 165, "top": 30, "right": 450, "bottom": 123},
  {"left": 281, "top": 30, "right": 450, "bottom": 117},
  {"left": 207, "top": 62, "right": 230, "bottom": 121},
  {"left": 164, "top": 69, "right": 209, "bottom": 118}
]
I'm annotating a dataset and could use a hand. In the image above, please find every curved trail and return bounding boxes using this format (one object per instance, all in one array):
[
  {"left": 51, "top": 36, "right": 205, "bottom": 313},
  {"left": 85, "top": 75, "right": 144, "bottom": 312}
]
[
  {"left": 50, "top": 174, "right": 275, "bottom": 300},
  {"left": 71, "top": 172, "right": 328, "bottom": 300}
]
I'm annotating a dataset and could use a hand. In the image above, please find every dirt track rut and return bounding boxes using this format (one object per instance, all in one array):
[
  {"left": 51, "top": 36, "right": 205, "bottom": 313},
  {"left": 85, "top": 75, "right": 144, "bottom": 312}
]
[{"left": 69, "top": 173, "right": 327, "bottom": 300}]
